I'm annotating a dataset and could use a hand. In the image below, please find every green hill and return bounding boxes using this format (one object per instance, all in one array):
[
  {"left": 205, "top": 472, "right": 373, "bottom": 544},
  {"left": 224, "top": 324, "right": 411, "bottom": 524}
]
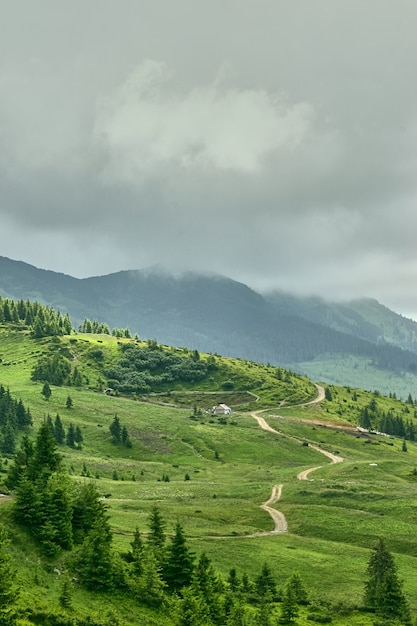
[
  {"left": 3, "top": 255, "right": 417, "bottom": 398},
  {"left": 1, "top": 306, "right": 417, "bottom": 624}
]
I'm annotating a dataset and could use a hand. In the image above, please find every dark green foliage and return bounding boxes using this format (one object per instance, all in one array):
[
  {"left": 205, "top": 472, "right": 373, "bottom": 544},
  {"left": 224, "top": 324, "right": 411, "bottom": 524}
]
[
  {"left": 65, "top": 396, "right": 73, "bottom": 409},
  {"left": 280, "top": 582, "right": 299, "bottom": 624},
  {"left": 71, "top": 482, "right": 109, "bottom": 545},
  {"left": 104, "top": 344, "right": 209, "bottom": 393},
  {"left": 79, "top": 318, "right": 111, "bottom": 334},
  {"left": 287, "top": 572, "right": 308, "bottom": 605},
  {"left": 163, "top": 523, "right": 194, "bottom": 593},
  {"left": 74, "top": 519, "right": 115, "bottom": 590},
  {"left": 110, "top": 415, "right": 131, "bottom": 448},
  {"left": 32, "top": 354, "right": 72, "bottom": 387},
  {"left": 0, "top": 387, "right": 31, "bottom": 457},
  {"left": 227, "top": 568, "right": 240, "bottom": 593},
  {"left": 192, "top": 552, "right": 224, "bottom": 624},
  {"left": 129, "top": 528, "right": 144, "bottom": 577},
  {"left": 255, "top": 563, "right": 277, "bottom": 600},
  {"left": 74, "top": 426, "right": 83, "bottom": 449},
  {"left": 29, "top": 421, "right": 62, "bottom": 482},
  {"left": 324, "top": 386, "right": 333, "bottom": 401},
  {"left": 173, "top": 584, "right": 212, "bottom": 626},
  {"left": 5, "top": 436, "right": 34, "bottom": 490},
  {"left": 109, "top": 415, "right": 121, "bottom": 444},
  {"left": 364, "top": 538, "right": 411, "bottom": 623},
  {"left": 66, "top": 423, "right": 76, "bottom": 448},
  {"left": 54, "top": 414, "right": 66, "bottom": 445},
  {"left": 147, "top": 505, "right": 166, "bottom": 562},
  {"left": 42, "top": 382, "right": 52, "bottom": 400}
]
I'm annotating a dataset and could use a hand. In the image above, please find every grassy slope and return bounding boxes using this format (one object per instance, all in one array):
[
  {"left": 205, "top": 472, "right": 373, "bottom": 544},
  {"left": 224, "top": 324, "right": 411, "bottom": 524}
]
[{"left": 2, "top": 328, "right": 417, "bottom": 622}]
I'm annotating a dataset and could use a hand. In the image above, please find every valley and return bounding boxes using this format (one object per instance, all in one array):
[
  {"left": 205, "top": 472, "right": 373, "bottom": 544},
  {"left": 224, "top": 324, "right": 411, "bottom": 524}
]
[{"left": 0, "top": 301, "right": 416, "bottom": 624}]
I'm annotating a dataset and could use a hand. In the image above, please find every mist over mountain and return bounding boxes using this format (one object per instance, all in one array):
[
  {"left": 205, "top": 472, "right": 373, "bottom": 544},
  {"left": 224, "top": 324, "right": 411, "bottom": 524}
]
[{"left": 2, "top": 255, "right": 417, "bottom": 396}]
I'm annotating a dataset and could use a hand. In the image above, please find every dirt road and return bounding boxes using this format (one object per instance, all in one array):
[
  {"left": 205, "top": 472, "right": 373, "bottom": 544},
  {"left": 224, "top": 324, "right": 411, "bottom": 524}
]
[{"left": 250, "top": 383, "right": 343, "bottom": 532}]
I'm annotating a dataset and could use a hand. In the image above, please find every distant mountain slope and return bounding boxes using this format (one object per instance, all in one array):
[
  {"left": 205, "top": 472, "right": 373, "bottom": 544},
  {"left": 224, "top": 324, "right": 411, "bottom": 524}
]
[{"left": 2, "top": 255, "right": 417, "bottom": 395}]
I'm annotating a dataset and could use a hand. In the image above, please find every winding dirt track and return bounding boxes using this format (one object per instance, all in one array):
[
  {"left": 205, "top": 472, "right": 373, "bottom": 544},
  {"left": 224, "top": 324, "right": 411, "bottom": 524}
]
[{"left": 250, "top": 384, "right": 344, "bottom": 534}]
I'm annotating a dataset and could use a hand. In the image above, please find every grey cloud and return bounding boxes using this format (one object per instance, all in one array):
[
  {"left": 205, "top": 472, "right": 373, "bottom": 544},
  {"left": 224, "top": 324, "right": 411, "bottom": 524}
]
[{"left": 1, "top": 1, "right": 417, "bottom": 318}]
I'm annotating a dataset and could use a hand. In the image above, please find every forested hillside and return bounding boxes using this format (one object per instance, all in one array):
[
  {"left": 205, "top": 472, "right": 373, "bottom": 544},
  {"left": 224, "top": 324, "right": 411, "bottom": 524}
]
[
  {"left": 2, "top": 256, "right": 417, "bottom": 397},
  {"left": 1, "top": 299, "right": 417, "bottom": 623}
]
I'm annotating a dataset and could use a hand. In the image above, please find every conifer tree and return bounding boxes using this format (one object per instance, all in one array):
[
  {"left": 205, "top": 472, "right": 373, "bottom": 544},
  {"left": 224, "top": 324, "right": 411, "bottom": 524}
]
[
  {"left": 110, "top": 414, "right": 122, "bottom": 444},
  {"left": 75, "top": 519, "right": 114, "bottom": 590},
  {"left": 42, "top": 381, "right": 51, "bottom": 401},
  {"left": 163, "top": 522, "right": 194, "bottom": 593},
  {"left": 129, "top": 528, "right": 144, "bottom": 576},
  {"left": 280, "top": 582, "right": 299, "bottom": 624},
  {"left": 54, "top": 414, "right": 66, "bottom": 445},
  {"left": 29, "top": 421, "right": 61, "bottom": 483},
  {"left": 147, "top": 505, "right": 166, "bottom": 559},
  {"left": 364, "top": 538, "right": 411, "bottom": 623},
  {"left": 133, "top": 548, "right": 165, "bottom": 608},
  {"left": 74, "top": 425, "right": 84, "bottom": 449},
  {"left": 66, "top": 423, "right": 76, "bottom": 448},
  {"left": 255, "top": 563, "right": 277, "bottom": 600}
]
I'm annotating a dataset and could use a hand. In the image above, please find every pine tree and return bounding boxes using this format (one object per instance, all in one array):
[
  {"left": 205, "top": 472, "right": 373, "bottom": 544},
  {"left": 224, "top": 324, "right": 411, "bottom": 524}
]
[
  {"left": 75, "top": 519, "right": 114, "bottom": 590},
  {"left": 110, "top": 414, "right": 122, "bottom": 443},
  {"left": 173, "top": 584, "right": 211, "bottom": 626},
  {"left": 42, "top": 381, "right": 51, "bottom": 400},
  {"left": 65, "top": 396, "right": 73, "bottom": 409},
  {"left": 147, "top": 505, "right": 166, "bottom": 560},
  {"left": 71, "top": 482, "right": 109, "bottom": 544},
  {"left": 54, "top": 414, "right": 66, "bottom": 445},
  {"left": 255, "top": 563, "right": 277, "bottom": 600},
  {"left": 287, "top": 572, "right": 308, "bottom": 605},
  {"left": 74, "top": 425, "right": 84, "bottom": 449},
  {"left": 66, "top": 423, "right": 76, "bottom": 448},
  {"left": 364, "top": 538, "right": 411, "bottom": 623},
  {"left": 29, "top": 421, "right": 61, "bottom": 483},
  {"left": 134, "top": 548, "right": 166, "bottom": 608},
  {"left": 129, "top": 528, "right": 144, "bottom": 576},
  {"left": 193, "top": 552, "right": 223, "bottom": 624},
  {"left": 280, "top": 582, "right": 299, "bottom": 624},
  {"left": 163, "top": 522, "right": 194, "bottom": 593}
]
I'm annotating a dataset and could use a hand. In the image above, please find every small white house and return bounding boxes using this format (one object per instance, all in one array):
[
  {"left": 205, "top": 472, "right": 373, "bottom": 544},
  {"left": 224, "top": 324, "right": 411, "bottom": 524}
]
[{"left": 211, "top": 403, "right": 232, "bottom": 415}]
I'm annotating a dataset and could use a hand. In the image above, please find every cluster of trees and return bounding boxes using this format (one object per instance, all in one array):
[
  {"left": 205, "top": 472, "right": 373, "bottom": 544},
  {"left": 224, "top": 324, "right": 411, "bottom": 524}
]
[
  {"left": 358, "top": 399, "right": 417, "bottom": 439},
  {"left": 0, "top": 296, "right": 73, "bottom": 337},
  {"left": 78, "top": 318, "right": 138, "bottom": 339},
  {"left": 105, "top": 345, "right": 209, "bottom": 394},
  {"left": 45, "top": 413, "right": 84, "bottom": 449},
  {"left": 7, "top": 423, "right": 106, "bottom": 558},
  {"left": 31, "top": 353, "right": 83, "bottom": 388},
  {"left": 109, "top": 415, "right": 132, "bottom": 448},
  {"left": 0, "top": 385, "right": 32, "bottom": 455},
  {"left": 1, "top": 416, "right": 413, "bottom": 624}
]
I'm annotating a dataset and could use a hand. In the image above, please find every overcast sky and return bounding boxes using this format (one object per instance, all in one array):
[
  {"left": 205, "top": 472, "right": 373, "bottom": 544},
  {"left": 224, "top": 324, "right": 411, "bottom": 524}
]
[{"left": 1, "top": 1, "right": 417, "bottom": 316}]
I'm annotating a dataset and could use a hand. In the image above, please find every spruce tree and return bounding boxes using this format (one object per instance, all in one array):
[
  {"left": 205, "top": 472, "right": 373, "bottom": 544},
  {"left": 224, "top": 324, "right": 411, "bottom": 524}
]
[
  {"left": 54, "top": 414, "right": 66, "bottom": 445},
  {"left": 110, "top": 414, "right": 122, "bottom": 444},
  {"left": 75, "top": 519, "right": 114, "bottom": 590},
  {"left": 364, "top": 538, "right": 411, "bottom": 623},
  {"left": 147, "top": 505, "right": 166, "bottom": 559},
  {"left": 280, "top": 583, "right": 299, "bottom": 624},
  {"left": 41, "top": 381, "right": 51, "bottom": 400},
  {"left": 163, "top": 522, "right": 194, "bottom": 593},
  {"left": 66, "top": 423, "right": 76, "bottom": 448}
]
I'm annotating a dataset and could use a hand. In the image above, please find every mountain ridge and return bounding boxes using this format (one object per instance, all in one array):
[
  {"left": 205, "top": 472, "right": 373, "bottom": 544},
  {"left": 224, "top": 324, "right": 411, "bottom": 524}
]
[{"left": 2, "top": 255, "right": 417, "bottom": 395}]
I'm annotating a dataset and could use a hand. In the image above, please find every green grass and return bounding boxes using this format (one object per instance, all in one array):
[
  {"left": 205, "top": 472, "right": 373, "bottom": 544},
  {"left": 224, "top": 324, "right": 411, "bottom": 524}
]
[{"left": 3, "top": 328, "right": 417, "bottom": 621}]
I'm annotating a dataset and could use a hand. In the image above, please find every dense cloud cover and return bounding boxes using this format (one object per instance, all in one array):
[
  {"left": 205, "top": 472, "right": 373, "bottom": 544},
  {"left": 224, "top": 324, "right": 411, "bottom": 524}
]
[{"left": 1, "top": 1, "right": 417, "bottom": 316}]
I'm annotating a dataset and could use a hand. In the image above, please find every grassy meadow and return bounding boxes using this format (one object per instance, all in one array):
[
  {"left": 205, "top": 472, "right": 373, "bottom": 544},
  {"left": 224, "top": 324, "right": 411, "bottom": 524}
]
[{"left": 1, "top": 326, "right": 417, "bottom": 622}]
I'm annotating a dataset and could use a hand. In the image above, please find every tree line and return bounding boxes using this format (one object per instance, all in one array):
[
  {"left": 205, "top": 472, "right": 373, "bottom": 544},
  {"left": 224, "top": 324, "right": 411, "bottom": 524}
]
[{"left": 0, "top": 297, "right": 73, "bottom": 338}]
